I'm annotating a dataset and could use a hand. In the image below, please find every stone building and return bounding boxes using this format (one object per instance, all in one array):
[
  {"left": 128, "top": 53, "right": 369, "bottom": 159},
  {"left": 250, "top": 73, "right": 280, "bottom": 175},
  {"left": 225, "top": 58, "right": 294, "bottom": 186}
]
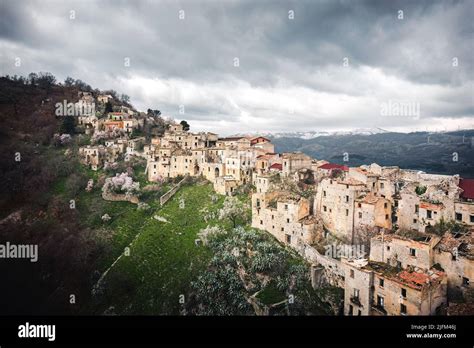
[
  {"left": 369, "top": 232, "right": 441, "bottom": 270},
  {"left": 97, "top": 94, "right": 113, "bottom": 104},
  {"left": 251, "top": 191, "right": 317, "bottom": 247},
  {"left": 78, "top": 145, "right": 121, "bottom": 171},
  {"left": 314, "top": 177, "right": 366, "bottom": 242},
  {"left": 343, "top": 258, "right": 447, "bottom": 316},
  {"left": 434, "top": 232, "right": 473, "bottom": 301},
  {"left": 214, "top": 176, "right": 238, "bottom": 196},
  {"left": 353, "top": 193, "right": 392, "bottom": 245},
  {"left": 77, "top": 115, "right": 100, "bottom": 134},
  {"left": 369, "top": 230, "right": 473, "bottom": 305},
  {"left": 455, "top": 178, "right": 474, "bottom": 226},
  {"left": 281, "top": 152, "right": 313, "bottom": 177},
  {"left": 397, "top": 176, "right": 461, "bottom": 233}
]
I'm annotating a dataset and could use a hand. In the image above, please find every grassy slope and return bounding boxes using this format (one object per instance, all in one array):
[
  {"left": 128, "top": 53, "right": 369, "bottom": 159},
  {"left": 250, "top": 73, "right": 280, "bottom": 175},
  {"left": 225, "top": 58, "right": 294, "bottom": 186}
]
[{"left": 94, "top": 183, "right": 226, "bottom": 314}]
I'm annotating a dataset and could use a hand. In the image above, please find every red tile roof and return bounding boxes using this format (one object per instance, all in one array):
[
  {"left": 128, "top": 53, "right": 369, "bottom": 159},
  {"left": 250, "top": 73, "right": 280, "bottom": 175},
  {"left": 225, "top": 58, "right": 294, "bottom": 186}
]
[
  {"left": 269, "top": 163, "right": 282, "bottom": 171},
  {"left": 250, "top": 136, "right": 271, "bottom": 145},
  {"left": 459, "top": 178, "right": 474, "bottom": 199},
  {"left": 318, "top": 163, "right": 349, "bottom": 171}
]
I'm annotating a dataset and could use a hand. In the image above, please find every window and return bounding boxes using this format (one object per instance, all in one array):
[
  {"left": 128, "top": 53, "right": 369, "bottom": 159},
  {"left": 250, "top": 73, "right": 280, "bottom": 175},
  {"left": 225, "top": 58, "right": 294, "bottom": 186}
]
[
  {"left": 384, "top": 203, "right": 388, "bottom": 208},
  {"left": 345, "top": 195, "right": 349, "bottom": 203},
  {"left": 284, "top": 204, "right": 288, "bottom": 210},
  {"left": 358, "top": 203, "right": 362, "bottom": 208},
  {"left": 379, "top": 279, "right": 384, "bottom": 287},
  {"left": 286, "top": 218, "right": 290, "bottom": 223},
  {"left": 401, "top": 288, "right": 407, "bottom": 298},
  {"left": 359, "top": 212, "right": 362, "bottom": 219},
  {"left": 372, "top": 182, "right": 376, "bottom": 188},
  {"left": 413, "top": 219, "right": 417, "bottom": 224},
  {"left": 323, "top": 191, "right": 326, "bottom": 197},
  {"left": 377, "top": 295, "right": 384, "bottom": 308},
  {"left": 281, "top": 227, "right": 284, "bottom": 232},
  {"left": 353, "top": 289, "right": 360, "bottom": 299},
  {"left": 415, "top": 204, "right": 419, "bottom": 213},
  {"left": 286, "top": 235, "right": 291, "bottom": 244},
  {"left": 380, "top": 183, "right": 385, "bottom": 189},
  {"left": 410, "top": 248, "right": 416, "bottom": 257},
  {"left": 323, "top": 206, "right": 327, "bottom": 212},
  {"left": 346, "top": 209, "right": 349, "bottom": 216},
  {"left": 271, "top": 215, "right": 274, "bottom": 220},
  {"left": 385, "top": 214, "right": 389, "bottom": 220},
  {"left": 350, "top": 270, "right": 355, "bottom": 278},
  {"left": 260, "top": 220, "right": 263, "bottom": 225},
  {"left": 455, "top": 213, "right": 462, "bottom": 221},
  {"left": 387, "top": 246, "right": 390, "bottom": 251},
  {"left": 427, "top": 210, "right": 432, "bottom": 219},
  {"left": 471, "top": 215, "right": 474, "bottom": 223},
  {"left": 400, "top": 304, "right": 407, "bottom": 315}
]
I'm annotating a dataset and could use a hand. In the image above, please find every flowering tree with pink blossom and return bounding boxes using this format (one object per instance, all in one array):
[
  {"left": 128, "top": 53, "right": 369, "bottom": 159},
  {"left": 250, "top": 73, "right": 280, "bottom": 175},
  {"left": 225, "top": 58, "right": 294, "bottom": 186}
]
[{"left": 102, "top": 172, "right": 140, "bottom": 196}]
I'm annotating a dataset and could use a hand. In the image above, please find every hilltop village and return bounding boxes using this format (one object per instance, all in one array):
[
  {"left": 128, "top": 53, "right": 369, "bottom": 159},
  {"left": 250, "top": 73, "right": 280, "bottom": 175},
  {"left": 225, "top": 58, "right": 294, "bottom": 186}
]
[{"left": 75, "top": 91, "right": 474, "bottom": 316}]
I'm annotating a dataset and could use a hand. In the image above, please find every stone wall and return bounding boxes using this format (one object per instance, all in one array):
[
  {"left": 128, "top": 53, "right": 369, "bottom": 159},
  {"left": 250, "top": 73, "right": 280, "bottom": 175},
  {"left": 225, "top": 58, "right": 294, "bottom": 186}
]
[
  {"left": 160, "top": 176, "right": 187, "bottom": 206},
  {"left": 297, "top": 243, "right": 345, "bottom": 288},
  {"left": 102, "top": 190, "right": 139, "bottom": 204}
]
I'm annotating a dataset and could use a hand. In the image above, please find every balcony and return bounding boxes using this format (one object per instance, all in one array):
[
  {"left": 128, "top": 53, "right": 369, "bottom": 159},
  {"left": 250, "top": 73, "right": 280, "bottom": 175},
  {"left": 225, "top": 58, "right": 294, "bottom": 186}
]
[
  {"left": 350, "top": 296, "right": 362, "bottom": 307},
  {"left": 372, "top": 305, "right": 387, "bottom": 315}
]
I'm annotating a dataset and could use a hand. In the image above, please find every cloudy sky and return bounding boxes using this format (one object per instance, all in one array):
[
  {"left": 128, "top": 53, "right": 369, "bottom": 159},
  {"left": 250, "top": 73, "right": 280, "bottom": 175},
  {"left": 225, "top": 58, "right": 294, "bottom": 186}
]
[{"left": 1, "top": 0, "right": 473, "bottom": 135}]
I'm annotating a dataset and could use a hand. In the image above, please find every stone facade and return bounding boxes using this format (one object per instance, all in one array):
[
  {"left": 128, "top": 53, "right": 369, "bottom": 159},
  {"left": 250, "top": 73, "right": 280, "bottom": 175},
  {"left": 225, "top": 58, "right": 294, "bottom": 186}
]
[{"left": 343, "top": 258, "right": 447, "bottom": 316}]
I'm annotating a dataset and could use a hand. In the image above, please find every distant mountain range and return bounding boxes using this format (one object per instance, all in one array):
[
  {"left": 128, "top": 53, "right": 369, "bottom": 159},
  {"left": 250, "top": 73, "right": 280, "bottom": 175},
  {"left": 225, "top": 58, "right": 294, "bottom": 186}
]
[
  {"left": 238, "top": 129, "right": 474, "bottom": 177},
  {"left": 233, "top": 127, "right": 390, "bottom": 140}
]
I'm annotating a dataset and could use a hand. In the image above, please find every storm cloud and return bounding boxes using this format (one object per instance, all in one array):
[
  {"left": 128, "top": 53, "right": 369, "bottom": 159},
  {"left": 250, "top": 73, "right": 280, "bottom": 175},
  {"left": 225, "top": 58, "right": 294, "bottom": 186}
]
[{"left": 1, "top": 0, "right": 473, "bottom": 134}]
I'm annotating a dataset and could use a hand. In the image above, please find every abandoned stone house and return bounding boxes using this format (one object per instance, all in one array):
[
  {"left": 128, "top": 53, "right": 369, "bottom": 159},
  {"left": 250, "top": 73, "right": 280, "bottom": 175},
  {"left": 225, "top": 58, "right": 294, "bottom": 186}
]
[
  {"left": 253, "top": 173, "right": 273, "bottom": 194},
  {"left": 396, "top": 175, "right": 462, "bottom": 233},
  {"left": 434, "top": 232, "right": 473, "bottom": 300},
  {"left": 314, "top": 177, "right": 367, "bottom": 242},
  {"left": 342, "top": 258, "right": 447, "bottom": 316},
  {"left": 251, "top": 191, "right": 317, "bottom": 248},
  {"left": 78, "top": 145, "right": 121, "bottom": 171},
  {"left": 370, "top": 233, "right": 440, "bottom": 270},
  {"left": 78, "top": 91, "right": 94, "bottom": 104},
  {"left": 213, "top": 176, "right": 238, "bottom": 196},
  {"left": 97, "top": 94, "right": 113, "bottom": 104},
  {"left": 103, "top": 112, "right": 139, "bottom": 134},
  {"left": 281, "top": 152, "right": 313, "bottom": 177},
  {"left": 369, "top": 230, "right": 473, "bottom": 305},
  {"left": 455, "top": 178, "right": 474, "bottom": 226},
  {"left": 77, "top": 115, "right": 101, "bottom": 134},
  {"left": 353, "top": 192, "right": 392, "bottom": 245}
]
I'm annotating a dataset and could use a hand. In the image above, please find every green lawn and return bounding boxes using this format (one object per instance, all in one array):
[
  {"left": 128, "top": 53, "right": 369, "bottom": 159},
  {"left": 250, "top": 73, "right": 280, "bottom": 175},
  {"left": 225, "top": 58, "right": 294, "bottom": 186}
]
[{"left": 93, "top": 183, "right": 226, "bottom": 314}]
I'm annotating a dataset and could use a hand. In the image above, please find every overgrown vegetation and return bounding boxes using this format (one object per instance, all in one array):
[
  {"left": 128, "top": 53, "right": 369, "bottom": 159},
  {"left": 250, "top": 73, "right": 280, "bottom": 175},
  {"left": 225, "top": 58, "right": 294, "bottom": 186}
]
[{"left": 187, "top": 226, "right": 343, "bottom": 315}]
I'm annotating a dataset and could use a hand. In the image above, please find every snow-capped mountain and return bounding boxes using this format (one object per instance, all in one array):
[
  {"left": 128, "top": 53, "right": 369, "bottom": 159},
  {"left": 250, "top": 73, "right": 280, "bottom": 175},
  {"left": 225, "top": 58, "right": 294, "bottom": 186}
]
[{"left": 232, "top": 127, "right": 389, "bottom": 139}]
